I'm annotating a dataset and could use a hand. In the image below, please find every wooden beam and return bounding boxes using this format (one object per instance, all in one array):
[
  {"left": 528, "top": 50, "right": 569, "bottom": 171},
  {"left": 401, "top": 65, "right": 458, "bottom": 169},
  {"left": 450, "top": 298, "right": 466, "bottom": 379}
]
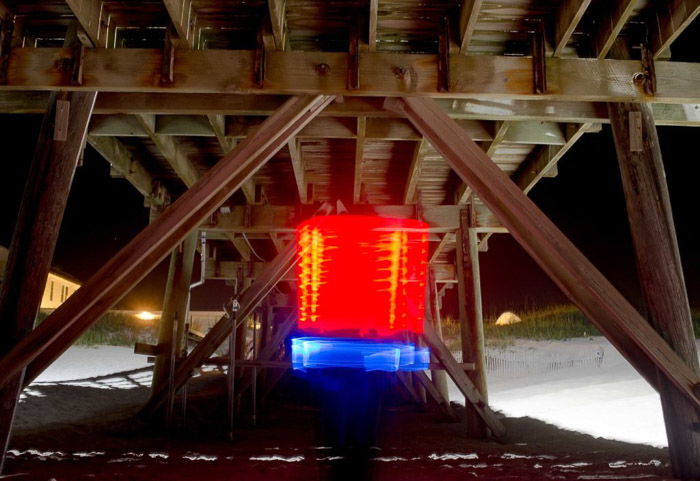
[
  {"left": 135, "top": 114, "right": 201, "bottom": 188},
  {"left": 144, "top": 205, "right": 332, "bottom": 414},
  {"left": 513, "top": 123, "right": 598, "bottom": 195},
  {"left": 7, "top": 95, "right": 334, "bottom": 390},
  {"left": 268, "top": 0, "right": 287, "bottom": 50},
  {"left": 552, "top": 0, "right": 592, "bottom": 57},
  {"left": 6, "top": 48, "right": 700, "bottom": 103},
  {"left": 353, "top": 116, "right": 366, "bottom": 203},
  {"left": 650, "top": 0, "right": 700, "bottom": 59},
  {"left": 593, "top": 0, "right": 637, "bottom": 59},
  {"left": 388, "top": 96, "right": 700, "bottom": 410},
  {"left": 204, "top": 204, "right": 504, "bottom": 234},
  {"left": 609, "top": 101, "right": 700, "bottom": 479},
  {"left": 403, "top": 139, "right": 425, "bottom": 204},
  {"left": 287, "top": 138, "right": 307, "bottom": 203},
  {"left": 458, "top": 0, "right": 483, "bottom": 54},
  {"left": 163, "top": 0, "right": 197, "bottom": 48},
  {"left": 414, "top": 370, "right": 456, "bottom": 419},
  {"left": 5, "top": 92, "right": 700, "bottom": 126},
  {"left": 87, "top": 135, "right": 164, "bottom": 203},
  {"left": 150, "top": 232, "right": 197, "bottom": 405},
  {"left": 429, "top": 233, "right": 454, "bottom": 264},
  {"left": 455, "top": 204, "right": 487, "bottom": 438},
  {"left": 368, "top": 0, "right": 379, "bottom": 51},
  {"left": 0, "top": 90, "right": 97, "bottom": 471},
  {"left": 422, "top": 322, "right": 505, "bottom": 436},
  {"left": 207, "top": 114, "right": 235, "bottom": 152},
  {"left": 65, "top": 0, "right": 107, "bottom": 47}
]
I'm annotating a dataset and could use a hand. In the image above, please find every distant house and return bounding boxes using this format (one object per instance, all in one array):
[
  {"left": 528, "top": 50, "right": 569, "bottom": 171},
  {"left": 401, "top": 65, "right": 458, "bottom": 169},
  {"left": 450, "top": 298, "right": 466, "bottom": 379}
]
[{"left": 0, "top": 246, "right": 81, "bottom": 310}]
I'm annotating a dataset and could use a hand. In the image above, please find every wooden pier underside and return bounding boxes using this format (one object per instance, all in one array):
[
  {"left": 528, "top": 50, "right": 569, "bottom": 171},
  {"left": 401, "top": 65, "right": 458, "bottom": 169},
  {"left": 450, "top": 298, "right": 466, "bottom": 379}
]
[{"left": 0, "top": 0, "right": 699, "bottom": 478}]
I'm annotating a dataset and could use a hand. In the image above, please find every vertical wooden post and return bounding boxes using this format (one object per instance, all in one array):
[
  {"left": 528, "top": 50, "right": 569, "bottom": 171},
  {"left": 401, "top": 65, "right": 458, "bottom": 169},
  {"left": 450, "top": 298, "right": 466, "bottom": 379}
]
[
  {"left": 150, "top": 231, "right": 197, "bottom": 403},
  {"left": 455, "top": 204, "right": 488, "bottom": 438},
  {"left": 609, "top": 102, "right": 700, "bottom": 479},
  {"left": 428, "top": 274, "right": 449, "bottom": 402},
  {"left": 0, "top": 90, "right": 96, "bottom": 471}
]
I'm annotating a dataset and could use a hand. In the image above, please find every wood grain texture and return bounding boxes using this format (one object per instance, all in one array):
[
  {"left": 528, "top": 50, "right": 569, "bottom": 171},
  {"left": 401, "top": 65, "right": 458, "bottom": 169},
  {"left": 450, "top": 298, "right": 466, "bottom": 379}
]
[
  {"left": 552, "top": 0, "right": 591, "bottom": 57},
  {"left": 390, "top": 96, "right": 700, "bottom": 409},
  {"left": 8, "top": 95, "right": 334, "bottom": 389},
  {"left": 609, "top": 101, "right": 700, "bottom": 479},
  {"left": 650, "top": 0, "right": 700, "bottom": 59}
]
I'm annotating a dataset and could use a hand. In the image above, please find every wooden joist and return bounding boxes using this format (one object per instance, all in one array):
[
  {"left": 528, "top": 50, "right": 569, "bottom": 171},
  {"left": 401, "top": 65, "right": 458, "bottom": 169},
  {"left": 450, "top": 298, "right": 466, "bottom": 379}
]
[
  {"left": 267, "top": 0, "right": 287, "bottom": 51},
  {"left": 592, "top": 0, "right": 637, "bottom": 59},
  {"left": 7, "top": 95, "right": 334, "bottom": 390},
  {"left": 458, "top": 0, "right": 483, "bottom": 54},
  {"left": 204, "top": 204, "right": 504, "bottom": 234},
  {"left": 387, "top": 95, "right": 700, "bottom": 411},
  {"left": 65, "top": 0, "right": 107, "bottom": 47},
  {"left": 403, "top": 139, "right": 424, "bottom": 204},
  {"left": 5, "top": 48, "right": 700, "bottom": 103},
  {"left": 163, "top": 0, "right": 197, "bottom": 48},
  {"left": 552, "top": 0, "right": 592, "bottom": 57},
  {"left": 650, "top": 0, "right": 700, "bottom": 58}
]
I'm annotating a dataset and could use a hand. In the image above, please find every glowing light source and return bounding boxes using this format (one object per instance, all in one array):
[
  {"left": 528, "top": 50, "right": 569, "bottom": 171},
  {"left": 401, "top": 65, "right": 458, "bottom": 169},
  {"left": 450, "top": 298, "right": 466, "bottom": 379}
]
[
  {"left": 296, "top": 215, "right": 429, "bottom": 337},
  {"left": 134, "top": 311, "right": 157, "bottom": 322},
  {"left": 292, "top": 338, "right": 430, "bottom": 372}
]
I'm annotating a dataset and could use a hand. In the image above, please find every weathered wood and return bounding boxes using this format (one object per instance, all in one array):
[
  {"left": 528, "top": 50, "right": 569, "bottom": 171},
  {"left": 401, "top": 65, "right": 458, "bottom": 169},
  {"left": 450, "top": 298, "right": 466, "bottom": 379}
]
[
  {"left": 65, "top": 0, "right": 107, "bottom": 47},
  {"left": 650, "top": 0, "right": 700, "bottom": 59},
  {"left": 205, "top": 204, "right": 504, "bottom": 234},
  {"left": 422, "top": 322, "right": 505, "bottom": 437},
  {"left": 6, "top": 48, "right": 700, "bottom": 103},
  {"left": 458, "top": 0, "right": 483, "bottom": 53},
  {"left": 456, "top": 204, "right": 487, "bottom": 438},
  {"left": 368, "top": 0, "right": 379, "bottom": 51},
  {"left": 163, "top": 0, "right": 197, "bottom": 48},
  {"left": 267, "top": 0, "right": 287, "bottom": 51},
  {"left": 9, "top": 95, "right": 334, "bottom": 390},
  {"left": 389, "top": 96, "right": 700, "bottom": 410},
  {"left": 0, "top": 90, "right": 96, "bottom": 472},
  {"left": 353, "top": 116, "right": 366, "bottom": 203},
  {"left": 552, "top": 0, "right": 592, "bottom": 57},
  {"left": 287, "top": 139, "right": 308, "bottom": 203},
  {"left": 592, "top": 0, "right": 637, "bottom": 59},
  {"left": 609, "top": 101, "right": 700, "bottom": 479},
  {"left": 403, "top": 139, "right": 424, "bottom": 204},
  {"left": 150, "top": 232, "right": 197, "bottom": 402},
  {"left": 414, "top": 371, "right": 456, "bottom": 419}
]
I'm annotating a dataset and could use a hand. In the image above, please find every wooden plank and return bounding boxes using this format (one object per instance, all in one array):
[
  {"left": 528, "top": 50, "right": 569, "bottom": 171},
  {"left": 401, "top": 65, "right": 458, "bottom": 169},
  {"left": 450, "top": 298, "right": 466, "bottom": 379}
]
[
  {"left": 552, "top": 0, "right": 592, "bottom": 57},
  {"left": 609, "top": 102, "right": 700, "bottom": 479},
  {"left": 368, "top": 0, "right": 379, "bottom": 51},
  {"left": 287, "top": 138, "right": 307, "bottom": 203},
  {"left": 65, "top": 0, "right": 107, "bottom": 47},
  {"left": 268, "top": 0, "right": 287, "bottom": 50},
  {"left": 6, "top": 48, "right": 700, "bottom": 103},
  {"left": 207, "top": 114, "right": 236, "bottom": 152},
  {"left": 650, "top": 0, "right": 700, "bottom": 58},
  {"left": 422, "top": 322, "right": 505, "bottom": 437},
  {"left": 455, "top": 204, "right": 487, "bottom": 438},
  {"left": 353, "top": 116, "right": 366, "bottom": 203},
  {"left": 7, "top": 95, "right": 334, "bottom": 390},
  {"left": 163, "top": 0, "right": 197, "bottom": 48},
  {"left": 204, "top": 204, "right": 504, "bottom": 234},
  {"left": 403, "top": 139, "right": 424, "bottom": 204},
  {"left": 87, "top": 135, "right": 160, "bottom": 200},
  {"left": 429, "top": 233, "right": 454, "bottom": 264},
  {"left": 593, "top": 0, "right": 637, "bottom": 59},
  {"left": 0, "top": 90, "right": 96, "bottom": 471},
  {"left": 456, "top": 121, "right": 510, "bottom": 204},
  {"left": 150, "top": 232, "right": 197, "bottom": 402},
  {"left": 389, "top": 96, "right": 700, "bottom": 410},
  {"left": 458, "top": 0, "right": 483, "bottom": 54}
]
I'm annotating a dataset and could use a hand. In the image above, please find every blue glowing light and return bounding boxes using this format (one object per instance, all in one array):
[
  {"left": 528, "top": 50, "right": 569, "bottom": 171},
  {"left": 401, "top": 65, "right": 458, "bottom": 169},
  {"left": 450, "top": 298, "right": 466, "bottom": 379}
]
[{"left": 291, "top": 337, "right": 430, "bottom": 372}]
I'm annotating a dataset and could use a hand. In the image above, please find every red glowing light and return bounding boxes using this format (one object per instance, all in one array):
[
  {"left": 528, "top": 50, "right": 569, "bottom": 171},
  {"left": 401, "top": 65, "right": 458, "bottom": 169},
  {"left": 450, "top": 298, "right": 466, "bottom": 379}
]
[{"left": 296, "top": 215, "right": 428, "bottom": 337}]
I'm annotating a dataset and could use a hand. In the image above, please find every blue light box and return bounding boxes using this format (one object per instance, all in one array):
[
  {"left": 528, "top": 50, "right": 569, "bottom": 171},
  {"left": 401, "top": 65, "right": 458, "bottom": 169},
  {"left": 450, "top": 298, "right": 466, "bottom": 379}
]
[{"left": 292, "top": 337, "right": 430, "bottom": 372}]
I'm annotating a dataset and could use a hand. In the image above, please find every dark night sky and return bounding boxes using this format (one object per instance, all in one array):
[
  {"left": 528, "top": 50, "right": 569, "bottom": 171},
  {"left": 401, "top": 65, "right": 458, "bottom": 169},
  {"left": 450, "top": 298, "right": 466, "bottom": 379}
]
[{"left": 0, "top": 116, "right": 698, "bottom": 316}]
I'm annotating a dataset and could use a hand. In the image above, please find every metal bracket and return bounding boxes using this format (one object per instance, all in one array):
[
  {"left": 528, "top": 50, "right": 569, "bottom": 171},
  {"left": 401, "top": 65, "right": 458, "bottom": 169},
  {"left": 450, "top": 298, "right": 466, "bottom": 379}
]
[
  {"left": 530, "top": 19, "right": 547, "bottom": 94},
  {"left": 347, "top": 18, "right": 360, "bottom": 90},
  {"left": 639, "top": 42, "right": 657, "bottom": 96},
  {"left": 160, "top": 30, "right": 175, "bottom": 85},
  {"left": 437, "top": 16, "right": 450, "bottom": 93}
]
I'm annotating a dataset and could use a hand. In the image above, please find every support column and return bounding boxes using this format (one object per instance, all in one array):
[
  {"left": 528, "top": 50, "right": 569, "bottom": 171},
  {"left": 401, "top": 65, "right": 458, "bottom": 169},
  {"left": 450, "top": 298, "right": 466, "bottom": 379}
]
[
  {"left": 0, "top": 90, "right": 96, "bottom": 471},
  {"left": 609, "top": 102, "right": 700, "bottom": 479},
  {"left": 150, "top": 231, "right": 198, "bottom": 403},
  {"left": 455, "top": 204, "right": 488, "bottom": 438},
  {"left": 428, "top": 273, "right": 449, "bottom": 403}
]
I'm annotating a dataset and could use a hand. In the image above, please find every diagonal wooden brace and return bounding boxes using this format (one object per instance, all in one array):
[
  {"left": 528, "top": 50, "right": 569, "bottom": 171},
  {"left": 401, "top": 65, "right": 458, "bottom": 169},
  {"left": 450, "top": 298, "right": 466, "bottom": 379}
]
[
  {"left": 414, "top": 370, "right": 456, "bottom": 420},
  {"left": 387, "top": 96, "right": 700, "bottom": 409},
  {"left": 422, "top": 322, "right": 506, "bottom": 436},
  {"left": 1, "top": 95, "right": 335, "bottom": 390},
  {"left": 143, "top": 203, "right": 332, "bottom": 415}
]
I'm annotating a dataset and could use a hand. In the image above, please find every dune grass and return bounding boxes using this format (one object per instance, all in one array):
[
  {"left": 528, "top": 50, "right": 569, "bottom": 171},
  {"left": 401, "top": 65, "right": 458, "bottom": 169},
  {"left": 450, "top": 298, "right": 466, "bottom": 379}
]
[
  {"left": 37, "top": 309, "right": 158, "bottom": 347},
  {"left": 441, "top": 305, "right": 700, "bottom": 348}
]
